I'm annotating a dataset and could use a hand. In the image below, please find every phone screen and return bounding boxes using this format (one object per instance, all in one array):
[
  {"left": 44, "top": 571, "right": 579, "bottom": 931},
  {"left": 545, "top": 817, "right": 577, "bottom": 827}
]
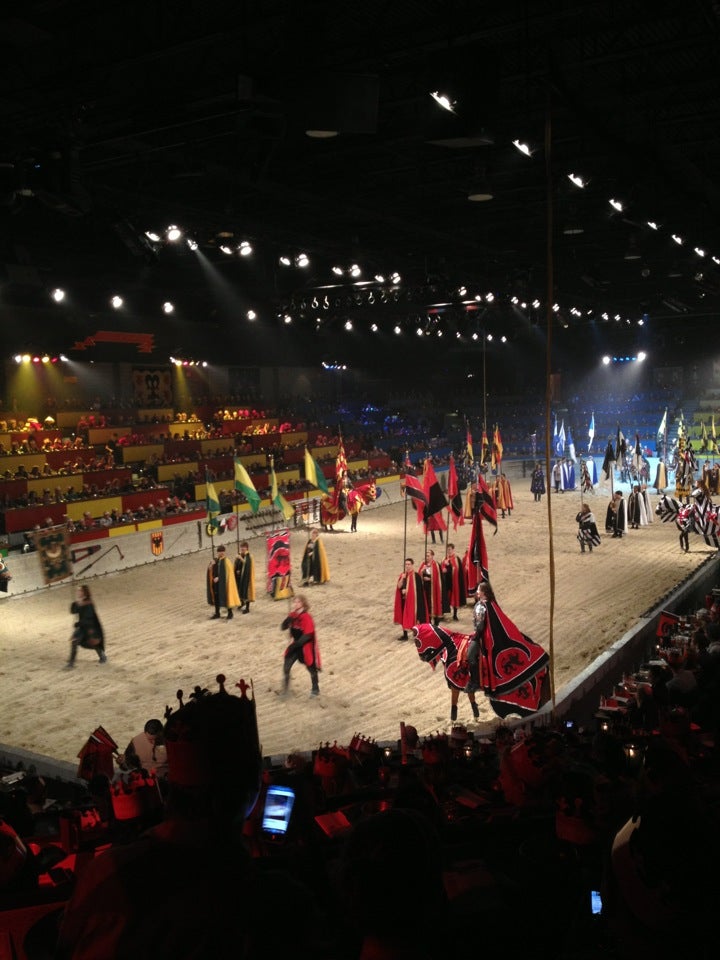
[
  {"left": 590, "top": 890, "right": 603, "bottom": 915},
  {"left": 261, "top": 784, "right": 296, "bottom": 836}
]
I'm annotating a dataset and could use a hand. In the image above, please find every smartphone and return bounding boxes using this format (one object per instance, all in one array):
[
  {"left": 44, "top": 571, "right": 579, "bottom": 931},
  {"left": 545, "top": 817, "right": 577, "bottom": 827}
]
[
  {"left": 590, "top": 890, "right": 603, "bottom": 915},
  {"left": 261, "top": 784, "right": 296, "bottom": 837}
]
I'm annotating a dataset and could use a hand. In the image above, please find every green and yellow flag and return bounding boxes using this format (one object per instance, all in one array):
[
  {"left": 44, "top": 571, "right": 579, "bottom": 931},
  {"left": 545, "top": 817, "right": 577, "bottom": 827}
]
[
  {"left": 206, "top": 476, "right": 221, "bottom": 529},
  {"left": 234, "top": 459, "right": 262, "bottom": 514},
  {"left": 270, "top": 460, "right": 295, "bottom": 521},
  {"left": 304, "top": 448, "right": 329, "bottom": 495}
]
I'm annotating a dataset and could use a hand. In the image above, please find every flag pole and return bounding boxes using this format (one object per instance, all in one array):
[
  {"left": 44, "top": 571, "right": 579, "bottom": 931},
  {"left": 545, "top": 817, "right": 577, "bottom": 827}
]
[
  {"left": 402, "top": 449, "right": 409, "bottom": 563},
  {"left": 205, "top": 468, "right": 215, "bottom": 559}
]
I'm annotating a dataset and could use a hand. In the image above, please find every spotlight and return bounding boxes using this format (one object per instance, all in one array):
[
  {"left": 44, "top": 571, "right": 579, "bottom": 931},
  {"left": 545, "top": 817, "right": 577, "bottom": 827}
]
[
  {"left": 568, "top": 172, "right": 586, "bottom": 188},
  {"left": 239, "top": 241, "right": 252, "bottom": 256},
  {"left": 637, "top": 351, "right": 647, "bottom": 362},
  {"left": 13, "top": 354, "right": 21, "bottom": 363},
  {"left": 162, "top": 301, "right": 174, "bottom": 314},
  {"left": 283, "top": 314, "right": 292, "bottom": 324},
  {"left": 295, "top": 253, "right": 309, "bottom": 268},
  {"left": 602, "top": 355, "right": 611, "bottom": 365},
  {"left": 430, "top": 91, "right": 456, "bottom": 114},
  {"left": 166, "top": 225, "right": 182, "bottom": 241},
  {"left": 246, "top": 310, "right": 256, "bottom": 320},
  {"left": 370, "top": 323, "right": 378, "bottom": 332},
  {"left": 51, "top": 288, "right": 65, "bottom": 302},
  {"left": 187, "top": 238, "right": 198, "bottom": 251},
  {"left": 220, "top": 245, "right": 233, "bottom": 255},
  {"left": 512, "top": 139, "right": 531, "bottom": 156},
  {"left": 332, "top": 266, "right": 344, "bottom": 276},
  {"left": 145, "top": 231, "right": 161, "bottom": 242},
  {"left": 393, "top": 324, "right": 401, "bottom": 335},
  {"left": 279, "top": 256, "right": 291, "bottom": 266},
  {"left": 390, "top": 272, "right": 401, "bottom": 285},
  {"left": 22, "top": 354, "right": 30, "bottom": 363},
  {"left": 41, "top": 354, "right": 50, "bottom": 363},
  {"left": 609, "top": 198, "right": 623, "bottom": 212},
  {"left": 111, "top": 295, "right": 123, "bottom": 309},
  {"left": 349, "top": 264, "right": 361, "bottom": 277}
]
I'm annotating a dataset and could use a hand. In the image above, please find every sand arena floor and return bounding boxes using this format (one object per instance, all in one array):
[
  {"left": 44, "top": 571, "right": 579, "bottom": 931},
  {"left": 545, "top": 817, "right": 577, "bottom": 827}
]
[{"left": 0, "top": 484, "right": 713, "bottom": 766}]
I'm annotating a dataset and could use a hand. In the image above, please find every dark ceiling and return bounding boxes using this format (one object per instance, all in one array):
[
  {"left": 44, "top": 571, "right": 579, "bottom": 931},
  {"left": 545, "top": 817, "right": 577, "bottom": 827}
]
[{"left": 1, "top": 0, "right": 720, "bottom": 379}]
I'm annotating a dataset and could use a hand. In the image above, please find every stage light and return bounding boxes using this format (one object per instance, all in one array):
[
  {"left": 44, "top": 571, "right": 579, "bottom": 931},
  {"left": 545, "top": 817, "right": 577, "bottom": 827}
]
[
  {"left": 609, "top": 198, "right": 623, "bottom": 212},
  {"left": 416, "top": 326, "right": 423, "bottom": 336},
  {"left": 393, "top": 324, "right": 401, "bottom": 335},
  {"left": 390, "top": 272, "right": 401, "bottom": 284},
  {"left": 332, "top": 266, "right": 344, "bottom": 275},
  {"left": 486, "top": 292, "right": 494, "bottom": 302},
  {"left": 512, "top": 139, "right": 531, "bottom": 156},
  {"left": 59, "top": 354, "right": 67, "bottom": 361},
  {"left": 647, "top": 221, "right": 659, "bottom": 231},
  {"left": 111, "top": 295, "right": 123, "bottom": 309},
  {"left": 602, "top": 355, "right": 611, "bottom": 365},
  {"left": 283, "top": 314, "right": 292, "bottom": 324},
  {"left": 637, "top": 351, "right": 647, "bottom": 361},
  {"left": 671, "top": 234, "right": 683, "bottom": 245},
  {"left": 220, "top": 245, "right": 233, "bottom": 255},
  {"left": 51, "top": 288, "right": 65, "bottom": 302},
  {"left": 532, "top": 299, "right": 540, "bottom": 308},
  {"left": 350, "top": 264, "right": 361, "bottom": 277},
  {"left": 568, "top": 172, "right": 586, "bottom": 188},
  {"left": 374, "top": 273, "right": 385, "bottom": 282},
  {"left": 430, "top": 90, "right": 456, "bottom": 114},
  {"left": 145, "top": 231, "right": 161, "bottom": 242},
  {"left": 471, "top": 332, "right": 478, "bottom": 341},
  {"left": 279, "top": 255, "right": 291, "bottom": 266},
  {"left": 32, "top": 356, "right": 40, "bottom": 363},
  {"left": 41, "top": 355, "right": 50, "bottom": 363},
  {"left": 166, "top": 225, "right": 182, "bottom": 241},
  {"left": 239, "top": 241, "right": 252, "bottom": 255},
  {"left": 500, "top": 335, "right": 507, "bottom": 343},
  {"left": 344, "top": 320, "right": 353, "bottom": 331},
  {"left": 187, "top": 238, "right": 198, "bottom": 251},
  {"left": 370, "top": 323, "right": 378, "bottom": 332},
  {"left": 22, "top": 354, "right": 30, "bottom": 363},
  {"left": 486, "top": 333, "right": 493, "bottom": 341},
  {"left": 296, "top": 253, "right": 309, "bottom": 268},
  {"left": 13, "top": 354, "right": 21, "bottom": 363},
  {"left": 246, "top": 310, "right": 256, "bottom": 320},
  {"left": 162, "top": 301, "right": 174, "bottom": 314},
  {"left": 694, "top": 247, "right": 705, "bottom": 257}
]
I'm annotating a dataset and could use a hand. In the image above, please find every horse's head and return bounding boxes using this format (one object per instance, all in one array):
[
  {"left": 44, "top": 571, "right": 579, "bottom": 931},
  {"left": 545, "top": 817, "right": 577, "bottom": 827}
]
[{"left": 412, "top": 623, "right": 447, "bottom": 666}]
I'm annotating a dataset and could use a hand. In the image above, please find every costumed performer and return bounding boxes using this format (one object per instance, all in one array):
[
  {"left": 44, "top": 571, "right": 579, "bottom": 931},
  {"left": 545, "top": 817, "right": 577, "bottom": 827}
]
[
  {"left": 441, "top": 542, "right": 466, "bottom": 621},
  {"left": 394, "top": 557, "right": 428, "bottom": 641},
  {"left": 419, "top": 549, "right": 444, "bottom": 627},
  {"left": 281, "top": 594, "right": 321, "bottom": 696},
  {"left": 234, "top": 540, "right": 255, "bottom": 614},
  {"left": 207, "top": 543, "right": 240, "bottom": 619},
  {"left": 576, "top": 503, "right": 601, "bottom": 553},
  {"left": 300, "top": 528, "right": 330, "bottom": 586}
]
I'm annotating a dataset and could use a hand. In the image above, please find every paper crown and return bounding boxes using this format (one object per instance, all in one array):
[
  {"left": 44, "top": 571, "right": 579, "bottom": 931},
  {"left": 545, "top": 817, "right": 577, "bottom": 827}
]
[
  {"left": 110, "top": 771, "right": 163, "bottom": 821},
  {"left": 421, "top": 733, "right": 449, "bottom": 764},
  {"left": 313, "top": 741, "right": 349, "bottom": 778},
  {"left": 163, "top": 674, "right": 260, "bottom": 788},
  {"left": 349, "top": 733, "right": 378, "bottom": 757}
]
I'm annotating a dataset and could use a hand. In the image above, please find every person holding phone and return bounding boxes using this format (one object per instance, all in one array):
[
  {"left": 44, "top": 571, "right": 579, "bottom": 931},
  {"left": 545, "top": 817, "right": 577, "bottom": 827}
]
[{"left": 281, "top": 594, "right": 322, "bottom": 697}]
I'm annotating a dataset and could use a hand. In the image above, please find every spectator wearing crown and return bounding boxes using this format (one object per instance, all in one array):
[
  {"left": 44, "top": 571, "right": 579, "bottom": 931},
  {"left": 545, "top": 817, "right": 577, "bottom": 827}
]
[{"left": 56, "top": 675, "right": 329, "bottom": 958}]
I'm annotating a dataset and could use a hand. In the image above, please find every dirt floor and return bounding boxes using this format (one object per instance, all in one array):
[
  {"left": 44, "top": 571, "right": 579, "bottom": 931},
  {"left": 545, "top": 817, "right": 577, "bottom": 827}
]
[{"left": 0, "top": 482, "right": 713, "bottom": 766}]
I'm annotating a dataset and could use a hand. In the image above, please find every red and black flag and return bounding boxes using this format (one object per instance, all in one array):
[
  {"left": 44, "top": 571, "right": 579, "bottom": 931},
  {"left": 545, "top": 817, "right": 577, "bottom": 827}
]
[
  {"left": 468, "top": 511, "right": 489, "bottom": 583},
  {"left": 401, "top": 456, "right": 427, "bottom": 524},
  {"left": 656, "top": 610, "right": 680, "bottom": 640},
  {"left": 422, "top": 457, "right": 448, "bottom": 522},
  {"left": 481, "top": 429, "right": 490, "bottom": 465},
  {"left": 476, "top": 473, "right": 498, "bottom": 530},
  {"left": 480, "top": 601, "right": 550, "bottom": 719},
  {"left": 447, "top": 455, "right": 464, "bottom": 530}
]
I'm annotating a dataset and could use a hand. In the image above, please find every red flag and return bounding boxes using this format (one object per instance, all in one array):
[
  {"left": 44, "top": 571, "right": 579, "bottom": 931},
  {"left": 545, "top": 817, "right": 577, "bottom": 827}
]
[
  {"left": 656, "top": 610, "right": 680, "bottom": 640},
  {"left": 492, "top": 425, "right": 503, "bottom": 469},
  {"left": 468, "top": 512, "right": 489, "bottom": 583},
  {"left": 447, "top": 455, "right": 464, "bottom": 530},
  {"left": 476, "top": 473, "right": 498, "bottom": 529},
  {"left": 402, "top": 472, "right": 427, "bottom": 523},
  {"left": 423, "top": 457, "right": 448, "bottom": 520},
  {"left": 481, "top": 429, "right": 490, "bottom": 465},
  {"left": 466, "top": 424, "right": 474, "bottom": 461}
]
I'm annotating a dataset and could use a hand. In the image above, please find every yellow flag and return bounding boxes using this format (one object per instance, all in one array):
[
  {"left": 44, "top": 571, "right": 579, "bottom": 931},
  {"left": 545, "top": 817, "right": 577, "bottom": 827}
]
[{"left": 270, "top": 463, "right": 295, "bottom": 521}]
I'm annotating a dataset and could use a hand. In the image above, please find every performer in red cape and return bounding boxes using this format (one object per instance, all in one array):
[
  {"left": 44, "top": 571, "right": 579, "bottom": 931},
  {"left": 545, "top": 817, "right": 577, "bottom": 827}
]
[
  {"left": 469, "top": 581, "right": 549, "bottom": 718},
  {"left": 441, "top": 542, "right": 466, "bottom": 621},
  {"left": 419, "top": 549, "right": 444, "bottom": 627},
  {"left": 281, "top": 594, "right": 322, "bottom": 696},
  {"left": 394, "top": 557, "right": 428, "bottom": 641}
]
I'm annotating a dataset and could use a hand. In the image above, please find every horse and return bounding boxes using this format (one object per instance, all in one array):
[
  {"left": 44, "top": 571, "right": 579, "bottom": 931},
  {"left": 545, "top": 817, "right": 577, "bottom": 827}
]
[{"left": 413, "top": 617, "right": 550, "bottom": 720}]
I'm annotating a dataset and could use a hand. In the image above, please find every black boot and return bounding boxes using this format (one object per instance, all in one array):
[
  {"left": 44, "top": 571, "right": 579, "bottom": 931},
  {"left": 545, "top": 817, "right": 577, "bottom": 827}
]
[
  {"left": 471, "top": 701, "right": 480, "bottom": 719},
  {"left": 452, "top": 608, "right": 458, "bottom": 621},
  {"left": 450, "top": 704, "right": 458, "bottom": 722},
  {"left": 242, "top": 602, "right": 250, "bottom": 614}
]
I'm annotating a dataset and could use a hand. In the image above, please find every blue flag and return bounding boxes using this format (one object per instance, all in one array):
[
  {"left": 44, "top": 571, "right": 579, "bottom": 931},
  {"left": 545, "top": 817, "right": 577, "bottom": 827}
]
[{"left": 588, "top": 413, "right": 595, "bottom": 453}]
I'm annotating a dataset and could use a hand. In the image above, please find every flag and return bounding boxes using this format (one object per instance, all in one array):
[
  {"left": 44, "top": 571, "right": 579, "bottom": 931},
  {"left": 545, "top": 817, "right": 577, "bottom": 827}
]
[
  {"left": 481, "top": 429, "right": 490, "bottom": 464},
  {"left": 615, "top": 427, "right": 626, "bottom": 464},
  {"left": 601, "top": 440, "right": 615, "bottom": 481},
  {"left": 206, "top": 476, "right": 221, "bottom": 529},
  {"left": 402, "top": 471, "right": 427, "bottom": 523},
  {"left": 554, "top": 420, "right": 565, "bottom": 458},
  {"left": 632, "top": 433, "right": 643, "bottom": 474},
  {"left": 303, "top": 448, "right": 329, "bottom": 495},
  {"left": 270, "top": 460, "right": 295, "bottom": 521},
  {"left": 466, "top": 423, "right": 474, "bottom": 461},
  {"left": 447, "top": 455, "right": 464, "bottom": 530},
  {"left": 566, "top": 426, "right": 576, "bottom": 462},
  {"left": 475, "top": 473, "right": 497, "bottom": 530},
  {"left": 234, "top": 459, "right": 262, "bottom": 514},
  {"left": 712, "top": 415, "right": 718, "bottom": 455},
  {"left": 553, "top": 416, "right": 558, "bottom": 454},
  {"left": 656, "top": 610, "right": 680, "bottom": 641},
  {"left": 700, "top": 421, "right": 708, "bottom": 453},
  {"left": 468, "top": 511, "right": 489, "bottom": 584},
  {"left": 35, "top": 526, "right": 73, "bottom": 584},
  {"left": 491, "top": 425, "right": 503, "bottom": 470},
  {"left": 335, "top": 437, "right": 348, "bottom": 486},
  {"left": 588, "top": 413, "right": 595, "bottom": 454},
  {"left": 422, "top": 457, "right": 448, "bottom": 521},
  {"left": 658, "top": 408, "right": 667, "bottom": 442}
]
